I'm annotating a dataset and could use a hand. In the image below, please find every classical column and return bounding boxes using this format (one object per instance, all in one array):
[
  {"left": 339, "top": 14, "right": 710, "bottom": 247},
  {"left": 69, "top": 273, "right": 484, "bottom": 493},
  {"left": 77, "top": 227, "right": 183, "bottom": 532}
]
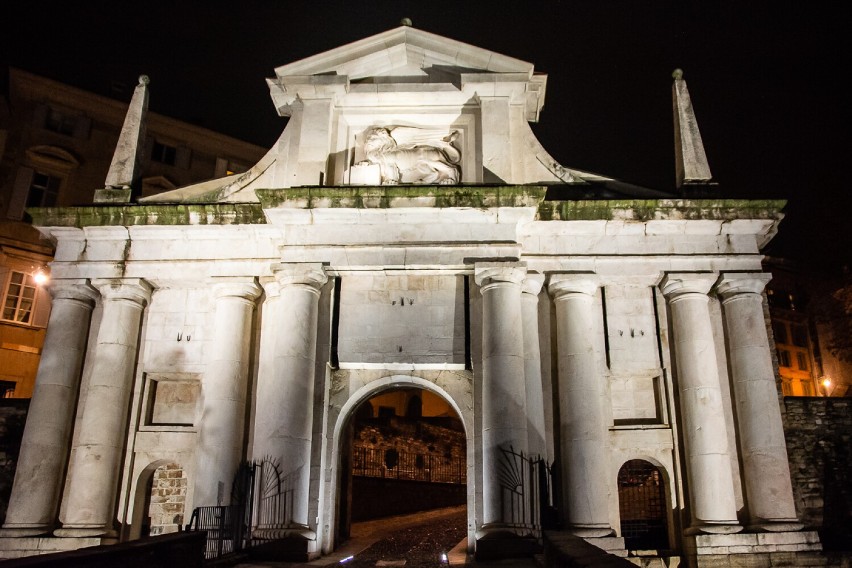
[
  {"left": 474, "top": 262, "right": 528, "bottom": 533},
  {"left": 716, "top": 273, "right": 802, "bottom": 532},
  {"left": 193, "top": 278, "right": 261, "bottom": 507},
  {"left": 1, "top": 281, "right": 98, "bottom": 536},
  {"left": 549, "top": 274, "right": 614, "bottom": 538},
  {"left": 252, "top": 263, "right": 327, "bottom": 532},
  {"left": 56, "top": 278, "right": 152, "bottom": 537},
  {"left": 660, "top": 273, "right": 740, "bottom": 534},
  {"left": 521, "top": 274, "right": 547, "bottom": 460}
]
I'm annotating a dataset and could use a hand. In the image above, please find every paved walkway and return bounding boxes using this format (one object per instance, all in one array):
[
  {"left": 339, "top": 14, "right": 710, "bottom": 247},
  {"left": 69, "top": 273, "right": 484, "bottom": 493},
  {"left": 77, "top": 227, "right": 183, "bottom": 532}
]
[{"left": 233, "top": 506, "right": 537, "bottom": 567}]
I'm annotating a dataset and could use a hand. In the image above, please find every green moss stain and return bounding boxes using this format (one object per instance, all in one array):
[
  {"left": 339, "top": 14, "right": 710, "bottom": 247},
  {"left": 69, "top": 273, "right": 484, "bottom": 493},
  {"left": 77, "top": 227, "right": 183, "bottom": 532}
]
[
  {"left": 26, "top": 190, "right": 785, "bottom": 229},
  {"left": 28, "top": 203, "right": 266, "bottom": 228},
  {"left": 545, "top": 199, "right": 785, "bottom": 221}
]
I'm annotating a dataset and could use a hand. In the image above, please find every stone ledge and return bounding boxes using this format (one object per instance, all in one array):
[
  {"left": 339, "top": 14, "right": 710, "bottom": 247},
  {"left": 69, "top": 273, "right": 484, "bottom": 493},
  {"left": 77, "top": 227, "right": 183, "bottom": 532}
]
[
  {"left": 0, "top": 536, "right": 102, "bottom": 559},
  {"left": 684, "top": 531, "right": 822, "bottom": 555}
]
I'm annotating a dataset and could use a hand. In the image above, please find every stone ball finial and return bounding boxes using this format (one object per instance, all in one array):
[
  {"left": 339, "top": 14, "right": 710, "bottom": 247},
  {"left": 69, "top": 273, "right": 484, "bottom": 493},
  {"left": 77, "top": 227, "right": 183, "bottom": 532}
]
[
  {"left": 138, "top": 74, "right": 150, "bottom": 86},
  {"left": 672, "top": 68, "right": 684, "bottom": 80},
  {"left": 400, "top": 17, "right": 413, "bottom": 27}
]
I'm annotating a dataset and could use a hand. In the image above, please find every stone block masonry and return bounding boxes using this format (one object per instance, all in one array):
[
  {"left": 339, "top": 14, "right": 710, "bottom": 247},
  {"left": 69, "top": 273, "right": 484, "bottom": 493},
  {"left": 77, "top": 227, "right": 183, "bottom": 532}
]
[{"left": 783, "top": 397, "right": 852, "bottom": 550}]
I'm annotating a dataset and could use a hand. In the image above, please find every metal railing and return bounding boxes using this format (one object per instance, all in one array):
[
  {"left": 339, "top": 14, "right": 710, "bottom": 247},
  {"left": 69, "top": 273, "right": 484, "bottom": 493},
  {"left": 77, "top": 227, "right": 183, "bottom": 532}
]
[
  {"left": 497, "top": 446, "right": 553, "bottom": 539},
  {"left": 351, "top": 446, "right": 466, "bottom": 484},
  {"left": 186, "top": 505, "right": 239, "bottom": 560}
]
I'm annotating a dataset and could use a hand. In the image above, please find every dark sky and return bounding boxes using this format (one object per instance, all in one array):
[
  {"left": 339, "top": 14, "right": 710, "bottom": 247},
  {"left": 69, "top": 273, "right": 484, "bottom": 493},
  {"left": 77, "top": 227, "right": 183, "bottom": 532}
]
[{"left": 3, "top": 1, "right": 848, "bottom": 269}]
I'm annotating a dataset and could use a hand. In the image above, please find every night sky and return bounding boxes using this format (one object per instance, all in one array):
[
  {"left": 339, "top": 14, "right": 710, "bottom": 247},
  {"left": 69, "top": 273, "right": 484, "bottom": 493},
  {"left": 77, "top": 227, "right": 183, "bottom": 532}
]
[{"left": 3, "top": 1, "right": 848, "bottom": 268}]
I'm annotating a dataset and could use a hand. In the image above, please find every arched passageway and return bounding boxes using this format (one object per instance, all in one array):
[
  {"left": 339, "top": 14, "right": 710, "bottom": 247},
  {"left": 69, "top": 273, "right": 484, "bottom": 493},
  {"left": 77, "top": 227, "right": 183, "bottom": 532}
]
[
  {"left": 131, "top": 461, "right": 188, "bottom": 539},
  {"left": 337, "top": 387, "right": 467, "bottom": 543},
  {"left": 617, "top": 459, "right": 669, "bottom": 550}
]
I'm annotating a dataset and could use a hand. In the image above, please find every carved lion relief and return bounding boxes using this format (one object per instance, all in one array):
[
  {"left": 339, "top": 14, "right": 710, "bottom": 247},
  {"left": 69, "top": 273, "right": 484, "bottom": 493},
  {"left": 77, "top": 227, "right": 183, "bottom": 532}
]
[{"left": 359, "top": 126, "right": 461, "bottom": 185}]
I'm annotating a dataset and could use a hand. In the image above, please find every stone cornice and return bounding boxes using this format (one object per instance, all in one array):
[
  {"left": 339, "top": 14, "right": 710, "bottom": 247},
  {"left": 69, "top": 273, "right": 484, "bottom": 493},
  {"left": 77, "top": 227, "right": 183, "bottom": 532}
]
[
  {"left": 27, "top": 193, "right": 785, "bottom": 229},
  {"left": 256, "top": 185, "right": 548, "bottom": 210},
  {"left": 28, "top": 203, "right": 266, "bottom": 228},
  {"left": 538, "top": 199, "right": 786, "bottom": 221}
]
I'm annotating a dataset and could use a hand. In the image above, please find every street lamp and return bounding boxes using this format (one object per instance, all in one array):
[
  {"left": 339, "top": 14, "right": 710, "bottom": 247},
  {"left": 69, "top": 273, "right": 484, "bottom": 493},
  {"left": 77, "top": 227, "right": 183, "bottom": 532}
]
[{"left": 820, "top": 376, "right": 834, "bottom": 397}]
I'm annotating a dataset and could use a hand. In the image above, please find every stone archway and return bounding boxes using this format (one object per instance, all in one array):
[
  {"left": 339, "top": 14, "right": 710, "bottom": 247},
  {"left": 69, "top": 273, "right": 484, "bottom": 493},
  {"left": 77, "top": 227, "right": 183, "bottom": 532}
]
[
  {"left": 321, "top": 374, "right": 474, "bottom": 554},
  {"left": 129, "top": 460, "right": 188, "bottom": 539},
  {"left": 616, "top": 459, "right": 670, "bottom": 551}
]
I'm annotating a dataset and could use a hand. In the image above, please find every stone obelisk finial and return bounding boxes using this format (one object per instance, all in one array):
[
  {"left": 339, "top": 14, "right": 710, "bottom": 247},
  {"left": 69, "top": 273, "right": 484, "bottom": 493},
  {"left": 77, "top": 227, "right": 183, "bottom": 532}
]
[
  {"left": 672, "top": 69, "right": 713, "bottom": 192},
  {"left": 95, "top": 75, "right": 150, "bottom": 203}
]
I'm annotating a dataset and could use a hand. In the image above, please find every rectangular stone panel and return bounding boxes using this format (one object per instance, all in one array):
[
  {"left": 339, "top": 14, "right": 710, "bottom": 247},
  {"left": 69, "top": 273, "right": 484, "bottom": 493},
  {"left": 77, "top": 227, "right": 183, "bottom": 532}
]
[
  {"left": 337, "top": 274, "right": 466, "bottom": 364},
  {"left": 611, "top": 375, "right": 662, "bottom": 425},
  {"left": 604, "top": 285, "right": 660, "bottom": 373},
  {"left": 144, "top": 374, "right": 200, "bottom": 426}
]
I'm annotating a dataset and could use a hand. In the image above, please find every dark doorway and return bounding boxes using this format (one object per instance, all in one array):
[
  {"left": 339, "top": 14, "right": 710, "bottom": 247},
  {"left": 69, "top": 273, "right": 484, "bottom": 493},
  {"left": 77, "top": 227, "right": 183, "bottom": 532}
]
[
  {"left": 336, "top": 387, "right": 466, "bottom": 545},
  {"left": 617, "top": 459, "right": 668, "bottom": 550}
]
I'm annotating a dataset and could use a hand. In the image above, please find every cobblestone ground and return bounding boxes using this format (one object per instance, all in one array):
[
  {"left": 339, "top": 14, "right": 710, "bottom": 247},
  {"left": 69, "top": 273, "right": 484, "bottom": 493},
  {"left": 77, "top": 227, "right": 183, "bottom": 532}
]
[{"left": 342, "top": 509, "right": 466, "bottom": 567}]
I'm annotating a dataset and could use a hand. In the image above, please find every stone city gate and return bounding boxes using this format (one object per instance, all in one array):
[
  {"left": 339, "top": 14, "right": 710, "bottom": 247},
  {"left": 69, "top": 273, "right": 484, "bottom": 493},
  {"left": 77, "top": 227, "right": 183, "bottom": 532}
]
[{"left": 0, "top": 23, "right": 825, "bottom": 567}]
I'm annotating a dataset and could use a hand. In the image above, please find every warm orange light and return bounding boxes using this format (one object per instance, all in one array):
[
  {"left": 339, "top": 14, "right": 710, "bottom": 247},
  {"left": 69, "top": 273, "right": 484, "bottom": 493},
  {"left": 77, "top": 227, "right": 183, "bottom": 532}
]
[
  {"left": 822, "top": 377, "right": 832, "bottom": 388},
  {"left": 33, "top": 269, "right": 49, "bottom": 286}
]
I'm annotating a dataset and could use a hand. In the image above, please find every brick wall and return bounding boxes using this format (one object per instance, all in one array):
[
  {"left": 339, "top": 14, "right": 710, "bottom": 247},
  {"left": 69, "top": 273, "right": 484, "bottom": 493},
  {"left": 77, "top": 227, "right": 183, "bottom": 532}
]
[
  {"left": 147, "top": 463, "right": 187, "bottom": 536},
  {"left": 783, "top": 397, "right": 852, "bottom": 549}
]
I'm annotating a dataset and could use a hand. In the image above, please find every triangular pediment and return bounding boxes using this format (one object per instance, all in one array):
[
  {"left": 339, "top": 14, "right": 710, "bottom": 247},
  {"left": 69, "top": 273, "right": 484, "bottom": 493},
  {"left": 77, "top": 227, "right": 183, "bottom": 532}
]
[{"left": 272, "top": 26, "right": 535, "bottom": 81}]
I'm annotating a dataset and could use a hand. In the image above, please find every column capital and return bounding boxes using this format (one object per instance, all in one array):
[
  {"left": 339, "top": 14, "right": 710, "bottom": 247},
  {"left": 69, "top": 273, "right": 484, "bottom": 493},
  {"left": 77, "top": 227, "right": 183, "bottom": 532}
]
[
  {"left": 715, "top": 272, "right": 772, "bottom": 301},
  {"left": 474, "top": 262, "right": 526, "bottom": 288},
  {"left": 548, "top": 273, "right": 598, "bottom": 299},
  {"left": 521, "top": 273, "right": 545, "bottom": 296},
  {"left": 91, "top": 278, "right": 153, "bottom": 306},
  {"left": 271, "top": 263, "right": 328, "bottom": 289},
  {"left": 48, "top": 279, "right": 99, "bottom": 305},
  {"left": 660, "top": 272, "right": 716, "bottom": 299},
  {"left": 209, "top": 277, "right": 262, "bottom": 301}
]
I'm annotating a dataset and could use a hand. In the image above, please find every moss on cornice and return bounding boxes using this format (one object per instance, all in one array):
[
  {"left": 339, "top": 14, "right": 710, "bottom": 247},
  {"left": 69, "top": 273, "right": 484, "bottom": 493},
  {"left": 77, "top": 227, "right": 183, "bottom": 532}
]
[
  {"left": 27, "top": 203, "right": 266, "bottom": 228},
  {"left": 537, "top": 199, "right": 787, "bottom": 221},
  {"left": 27, "top": 191, "right": 786, "bottom": 229},
  {"left": 256, "top": 185, "right": 548, "bottom": 209}
]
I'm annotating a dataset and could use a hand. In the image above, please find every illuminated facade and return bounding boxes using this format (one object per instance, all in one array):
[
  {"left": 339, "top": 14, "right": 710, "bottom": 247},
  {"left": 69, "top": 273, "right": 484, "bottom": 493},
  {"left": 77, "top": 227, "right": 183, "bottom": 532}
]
[{"left": 0, "top": 27, "right": 828, "bottom": 567}]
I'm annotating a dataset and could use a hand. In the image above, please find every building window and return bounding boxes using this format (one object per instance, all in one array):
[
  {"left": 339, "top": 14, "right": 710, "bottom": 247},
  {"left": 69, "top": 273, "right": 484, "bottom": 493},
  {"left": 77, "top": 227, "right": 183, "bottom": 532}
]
[
  {"left": 44, "top": 108, "right": 77, "bottom": 136},
  {"left": 791, "top": 324, "right": 809, "bottom": 347},
  {"left": 772, "top": 321, "right": 788, "bottom": 344},
  {"left": 2, "top": 271, "right": 38, "bottom": 325},
  {"left": 151, "top": 141, "right": 177, "bottom": 165},
  {"left": 796, "top": 352, "right": 809, "bottom": 371},
  {"left": 777, "top": 349, "right": 792, "bottom": 368},
  {"left": 25, "top": 172, "right": 61, "bottom": 208},
  {"left": 0, "top": 381, "right": 16, "bottom": 398}
]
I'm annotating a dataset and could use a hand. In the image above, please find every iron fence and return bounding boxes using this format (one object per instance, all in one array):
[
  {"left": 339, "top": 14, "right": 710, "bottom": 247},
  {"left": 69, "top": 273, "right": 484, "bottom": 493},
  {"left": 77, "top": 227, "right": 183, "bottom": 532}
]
[
  {"left": 351, "top": 446, "right": 466, "bottom": 484},
  {"left": 186, "top": 505, "right": 238, "bottom": 560}
]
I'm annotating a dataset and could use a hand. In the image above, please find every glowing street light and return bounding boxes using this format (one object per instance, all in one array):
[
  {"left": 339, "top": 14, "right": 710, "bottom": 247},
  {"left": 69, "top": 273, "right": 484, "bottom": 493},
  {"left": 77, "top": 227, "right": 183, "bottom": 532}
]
[
  {"left": 820, "top": 376, "right": 834, "bottom": 397},
  {"left": 33, "top": 268, "right": 49, "bottom": 286}
]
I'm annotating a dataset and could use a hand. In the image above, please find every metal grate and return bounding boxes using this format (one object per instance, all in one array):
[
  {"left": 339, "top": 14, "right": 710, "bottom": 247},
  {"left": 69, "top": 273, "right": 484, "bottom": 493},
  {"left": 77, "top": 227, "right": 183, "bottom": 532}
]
[
  {"left": 617, "top": 459, "right": 668, "bottom": 550},
  {"left": 351, "top": 446, "right": 466, "bottom": 484}
]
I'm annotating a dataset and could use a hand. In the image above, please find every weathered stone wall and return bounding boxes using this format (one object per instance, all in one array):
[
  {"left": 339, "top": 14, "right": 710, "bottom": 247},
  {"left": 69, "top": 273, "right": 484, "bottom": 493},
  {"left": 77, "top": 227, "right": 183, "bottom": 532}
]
[
  {"left": 0, "top": 399, "right": 28, "bottom": 525},
  {"left": 147, "top": 463, "right": 187, "bottom": 536},
  {"left": 783, "top": 397, "right": 852, "bottom": 549}
]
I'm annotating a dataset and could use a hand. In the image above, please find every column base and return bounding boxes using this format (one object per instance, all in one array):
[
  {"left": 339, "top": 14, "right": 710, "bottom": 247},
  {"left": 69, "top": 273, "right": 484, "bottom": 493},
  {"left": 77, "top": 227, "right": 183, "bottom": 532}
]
[
  {"left": 685, "top": 521, "right": 742, "bottom": 535},
  {"left": 0, "top": 526, "right": 53, "bottom": 538},
  {"left": 581, "top": 535, "right": 627, "bottom": 557},
  {"left": 565, "top": 524, "right": 615, "bottom": 538},
  {"left": 747, "top": 519, "right": 805, "bottom": 532},
  {"left": 474, "top": 523, "right": 539, "bottom": 560},
  {"left": 53, "top": 526, "right": 115, "bottom": 538}
]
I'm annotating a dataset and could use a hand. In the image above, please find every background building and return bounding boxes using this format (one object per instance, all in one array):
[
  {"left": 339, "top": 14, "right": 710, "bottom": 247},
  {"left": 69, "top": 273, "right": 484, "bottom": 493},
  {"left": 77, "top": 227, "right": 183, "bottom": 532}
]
[
  {"left": 0, "top": 68, "right": 265, "bottom": 398},
  {"left": 765, "top": 257, "right": 852, "bottom": 398}
]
